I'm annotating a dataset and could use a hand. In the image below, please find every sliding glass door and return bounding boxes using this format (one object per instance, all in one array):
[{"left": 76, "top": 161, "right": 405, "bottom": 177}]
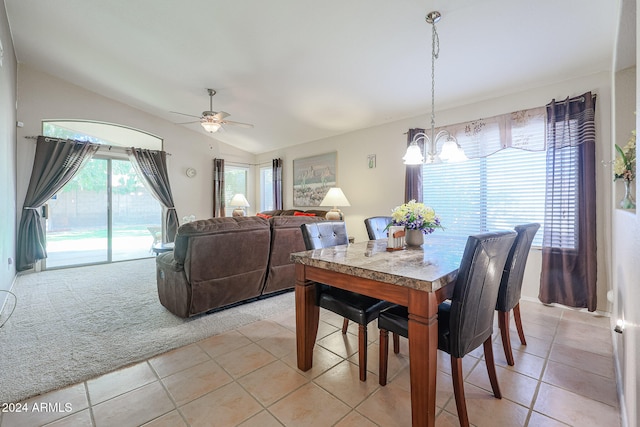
[{"left": 44, "top": 157, "right": 161, "bottom": 269}]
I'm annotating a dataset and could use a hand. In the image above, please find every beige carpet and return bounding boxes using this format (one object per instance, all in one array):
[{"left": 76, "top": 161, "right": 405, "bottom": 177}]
[{"left": 0, "top": 258, "right": 294, "bottom": 404}]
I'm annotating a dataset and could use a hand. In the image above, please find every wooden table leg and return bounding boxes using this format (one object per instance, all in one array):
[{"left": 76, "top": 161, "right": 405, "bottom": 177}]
[
  {"left": 407, "top": 289, "right": 440, "bottom": 427},
  {"left": 295, "top": 263, "right": 319, "bottom": 371}
]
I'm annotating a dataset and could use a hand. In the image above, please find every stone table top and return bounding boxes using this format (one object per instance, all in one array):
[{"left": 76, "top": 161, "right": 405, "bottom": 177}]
[{"left": 291, "top": 235, "right": 467, "bottom": 292}]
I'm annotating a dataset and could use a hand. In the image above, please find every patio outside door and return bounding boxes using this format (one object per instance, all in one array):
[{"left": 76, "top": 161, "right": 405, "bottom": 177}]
[{"left": 44, "top": 157, "right": 162, "bottom": 269}]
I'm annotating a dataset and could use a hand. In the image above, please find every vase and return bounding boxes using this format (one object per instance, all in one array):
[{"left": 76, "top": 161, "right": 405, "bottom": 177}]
[
  {"left": 405, "top": 229, "right": 424, "bottom": 247},
  {"left": 620, "top": 180, "right": 636, "bottom": 209}
]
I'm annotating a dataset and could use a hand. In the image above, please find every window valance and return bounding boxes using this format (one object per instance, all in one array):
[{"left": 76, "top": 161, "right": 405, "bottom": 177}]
[{"left": 435, "top": 106, "right": 546, "bottom": 159}]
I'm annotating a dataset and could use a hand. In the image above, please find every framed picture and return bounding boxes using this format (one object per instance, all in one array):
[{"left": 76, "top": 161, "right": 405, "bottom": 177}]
[{"left": 293, "top": 152, "right": 337, "bottom": 206}]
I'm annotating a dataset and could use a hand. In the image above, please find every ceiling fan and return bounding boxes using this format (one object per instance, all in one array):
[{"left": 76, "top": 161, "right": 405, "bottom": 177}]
[{"left": 171, "top": 88, "right": 254, "bottom": 133}]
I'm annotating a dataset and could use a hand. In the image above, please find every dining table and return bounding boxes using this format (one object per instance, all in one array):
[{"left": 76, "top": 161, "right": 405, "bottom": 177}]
[{"left": 291, "top": 235, "right": 467, "bottom": 427}]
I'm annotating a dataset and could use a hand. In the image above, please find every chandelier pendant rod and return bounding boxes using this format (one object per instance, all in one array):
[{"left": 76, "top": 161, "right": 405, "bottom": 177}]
[{"left": 428, "top": 12, "right": 440, "bottom": 161}]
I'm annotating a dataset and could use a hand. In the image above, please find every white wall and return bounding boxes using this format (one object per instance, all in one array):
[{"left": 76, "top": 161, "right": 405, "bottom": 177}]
[
  {"left": 257, "top": 72, "right": 613, "bottom": 312},
  {"left": 0, "top": 2, "right": 17, "bottom": 312},
  {"left": 15, "top": 65, "right": 257, "bottom": 228},
  {"left": 611, "top": 0, "right": 640, "bottom": 424}
]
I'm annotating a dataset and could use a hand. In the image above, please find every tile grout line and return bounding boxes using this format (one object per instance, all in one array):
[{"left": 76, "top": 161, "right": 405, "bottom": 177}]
[
  {"left": 523, "top": 307, "right": 563, "bottom": 426},
  {"left": 145, "top": 360, "right": 191, "bottom": 427},
  {"left": 84, "top": 381, "right": 96, "bottom": 427}
]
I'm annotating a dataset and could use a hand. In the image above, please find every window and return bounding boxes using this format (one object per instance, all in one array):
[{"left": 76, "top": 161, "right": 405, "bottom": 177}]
[
  {"left": 260, "top": 165, "right": 274, "bottom": 211},
  {"left": 42, "top": 121, "right": 163, "bottom": 268},
  {"left": 422, "top": 108, "right": 546, "bottom": 246},
  {"left": 224, "top": 166, "right": 248, "bottom": 216}
]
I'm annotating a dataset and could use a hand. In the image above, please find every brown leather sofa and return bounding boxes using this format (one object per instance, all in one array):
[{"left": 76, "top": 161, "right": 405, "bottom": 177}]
[{"left": 156, "top": 215, "right": 324, "bottom": 317}]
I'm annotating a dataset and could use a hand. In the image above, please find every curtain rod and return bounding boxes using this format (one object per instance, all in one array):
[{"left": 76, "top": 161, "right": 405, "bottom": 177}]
[
  {"left": 24, "top": 136, "right": 171, "bottom": 155},
  {"left": 224, "top": 160, "right": 261, "bottom": 167},
  {"left": 554, "top": 94, "right": 597, "bottom": 104}
]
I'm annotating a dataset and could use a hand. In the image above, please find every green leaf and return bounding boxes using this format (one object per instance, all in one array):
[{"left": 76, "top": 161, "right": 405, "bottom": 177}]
[{"left": 615, "top": 144, "right": 628, "bottom": 164}]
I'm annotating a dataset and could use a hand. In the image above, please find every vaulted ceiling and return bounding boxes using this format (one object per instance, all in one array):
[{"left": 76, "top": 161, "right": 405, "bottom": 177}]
[{"left": 5, "top": 0, "right": 623, "bottom": 154}]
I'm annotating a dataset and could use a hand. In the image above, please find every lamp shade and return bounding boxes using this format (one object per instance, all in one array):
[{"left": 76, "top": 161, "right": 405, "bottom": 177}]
[
  {"left": 320, "top": 188, "right": 351, "bottom": 207},
  {"left": 201, "top": 121, "right": 221, "bottom": 133},
  {"left": 230, "top": 194, "right": 250, "bottom": 207}
]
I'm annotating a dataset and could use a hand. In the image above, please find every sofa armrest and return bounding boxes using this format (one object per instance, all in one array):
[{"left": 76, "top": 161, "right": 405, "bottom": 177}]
[
  {"left": 156, "top": 251, "right": 183, "bottom": 272},
  {"left": 156, "top": 252, "right": 191, "bottom": 317}
]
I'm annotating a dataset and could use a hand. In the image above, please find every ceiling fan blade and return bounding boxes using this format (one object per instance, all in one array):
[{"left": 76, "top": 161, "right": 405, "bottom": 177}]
[
  {"left": 170, "top": 111, "right": 201, "bottom": 119},
  {"left": 221, "top": 120, "right": 254, "bottom": 128},
  {"left": 175, "top": 120, "right": 201, "bottom": 125},
  {"left": 213, "top": 111, "right": 230, "bottom": 120}
]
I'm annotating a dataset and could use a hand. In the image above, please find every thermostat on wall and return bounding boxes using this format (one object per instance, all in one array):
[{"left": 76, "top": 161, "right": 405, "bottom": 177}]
[{"left": 186, "top": 167, "right": 197, "bottom": 178}]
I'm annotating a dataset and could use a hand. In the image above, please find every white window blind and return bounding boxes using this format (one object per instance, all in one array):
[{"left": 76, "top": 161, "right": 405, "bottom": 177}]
[
  {"left": 542, "top": 144, "right": 580, "bottom": 251},
  {"left": 423, "top": 107, "right": 546, "bottom": 246}
]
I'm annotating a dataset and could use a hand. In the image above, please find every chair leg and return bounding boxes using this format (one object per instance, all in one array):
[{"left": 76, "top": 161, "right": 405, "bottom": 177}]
[
  {"left": 342, "top": 318, "right": 349, "bottom": 334},
  {"left": 513, "top": 303, "right": 527, "bottom": 345},
  {"left": 498, "top": 310, "right": 515, "bottom": 366},
  {"left": 483, "top": 337, "right": 502, "bottom": 399},
  {"left": 358, "top": 324, "right": 367, "bottom": 381},
  {"left": 379, "top": 328, "right": 389, "bottom": 386},
  {"left": 451, "top": 355, "right": 470, "bottom": 427},
  {"left": 392, "top": 332, "right": 400, "bottom": 354}
]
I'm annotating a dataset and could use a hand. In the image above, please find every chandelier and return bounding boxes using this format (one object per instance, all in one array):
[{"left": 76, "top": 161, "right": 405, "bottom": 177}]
[{"left": 403, "top": 11, "right": 467, "bottom": 165}]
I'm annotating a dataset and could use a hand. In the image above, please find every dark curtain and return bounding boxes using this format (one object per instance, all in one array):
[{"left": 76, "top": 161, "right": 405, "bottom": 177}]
[
  {"left": 539, "top": 92, "right": 597, "bottom": 311},
  {"left": 128, "top": 148, "right": 179, "bottom": 243},
  {"left": 213, "top": 158, "right": 225, "bottom": 217},
  {"left": 404, "top": 128, "right": 425, "bottom": 203},
  {"left": 16, "top": 136, "right": 99, "bottom": 271},
  {"left": 273, "top": 158, "right": 283, "bottom": 210}
]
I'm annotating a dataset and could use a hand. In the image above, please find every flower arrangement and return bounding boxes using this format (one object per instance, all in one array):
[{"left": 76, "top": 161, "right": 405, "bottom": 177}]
[
  {"left": 389, "top": 199, "right": 443, "bottom": 234},
  {"left": 614, "top": 130, "right": 636, "bottom": 183}
]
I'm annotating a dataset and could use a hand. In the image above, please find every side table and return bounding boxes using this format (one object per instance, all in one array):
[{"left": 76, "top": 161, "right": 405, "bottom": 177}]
[{"left": 152, "top": 242, "right": 174, "bottom": 256}]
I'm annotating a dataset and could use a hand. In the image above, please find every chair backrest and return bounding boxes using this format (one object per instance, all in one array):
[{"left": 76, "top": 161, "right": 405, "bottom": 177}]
[
  {"left": 364, "top": 216, "right": 393, "bottom": 240},
  {"left": 300, "top": 221, "right": 349, "bottom": 250},
  {"left": 449, "top": 230, "right": 517, "bottom": 358},
  {"left": 496, "top": 223, "right": 540, "bottom": 312}
]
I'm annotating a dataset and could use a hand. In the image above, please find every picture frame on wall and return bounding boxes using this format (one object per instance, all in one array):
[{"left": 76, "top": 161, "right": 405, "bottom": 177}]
[{"left": 293, "top": 151, "right": 337, "bottom": 206}]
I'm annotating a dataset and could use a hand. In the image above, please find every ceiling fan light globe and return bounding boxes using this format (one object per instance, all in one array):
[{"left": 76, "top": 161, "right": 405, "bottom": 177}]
[{"left": 201, "top": 121, "right": 221, "bottom": 133}]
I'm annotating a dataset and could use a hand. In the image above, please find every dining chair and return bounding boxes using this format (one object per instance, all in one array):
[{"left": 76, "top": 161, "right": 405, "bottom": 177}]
[
  {"left": 496, "top": 223, "right": 540, "bottom": 366},
  {"left": 377, "top": 230, "right": 517, "bottom": 427},
  {"left": 364, "top": 216, "right": 392, "bottom": 240},
  {"left": 300, "top": 221, "right": 392, "bottom": 381}
]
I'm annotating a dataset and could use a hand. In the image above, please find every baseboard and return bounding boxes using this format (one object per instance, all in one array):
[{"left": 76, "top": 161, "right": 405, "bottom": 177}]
[{"left": 519, "top": 295, "right": 611, "bottom": 317}]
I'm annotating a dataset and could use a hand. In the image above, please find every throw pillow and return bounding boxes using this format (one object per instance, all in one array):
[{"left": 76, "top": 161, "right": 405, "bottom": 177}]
[{"left": 294, "top": 212, "right": 316, "bottom": 217}]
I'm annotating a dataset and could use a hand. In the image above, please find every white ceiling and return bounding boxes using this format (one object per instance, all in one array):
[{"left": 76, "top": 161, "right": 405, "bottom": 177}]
[{"left": 5, "top": 0, "right": 623, "bottom": 154}]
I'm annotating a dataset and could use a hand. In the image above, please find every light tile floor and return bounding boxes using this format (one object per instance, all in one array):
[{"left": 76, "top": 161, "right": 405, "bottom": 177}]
[{"left": 0, "top": 300, "right": 620, "bottom": 427}]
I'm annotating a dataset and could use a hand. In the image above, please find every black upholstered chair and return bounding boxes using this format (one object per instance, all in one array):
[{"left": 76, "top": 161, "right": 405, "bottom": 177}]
[
  {"left": 378, "top": 230, "right": 517, "bottom": 427},
  {"left": 364, "top": 216, "right": 393, "bottom": 240},
  {"left": 300, "top": 221, "right": 392, "bottom": 381},
  {"left": 496, "top": 223, "right": 540, "bottom": 366}
]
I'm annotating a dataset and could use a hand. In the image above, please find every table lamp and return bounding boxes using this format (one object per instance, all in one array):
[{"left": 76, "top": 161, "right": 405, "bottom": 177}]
[
  {"left": 320, "top": 187, "right": 351, "bottom": 220},
  {"left": 230, "top": 194, "right": 250, "bottom": 216}
]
